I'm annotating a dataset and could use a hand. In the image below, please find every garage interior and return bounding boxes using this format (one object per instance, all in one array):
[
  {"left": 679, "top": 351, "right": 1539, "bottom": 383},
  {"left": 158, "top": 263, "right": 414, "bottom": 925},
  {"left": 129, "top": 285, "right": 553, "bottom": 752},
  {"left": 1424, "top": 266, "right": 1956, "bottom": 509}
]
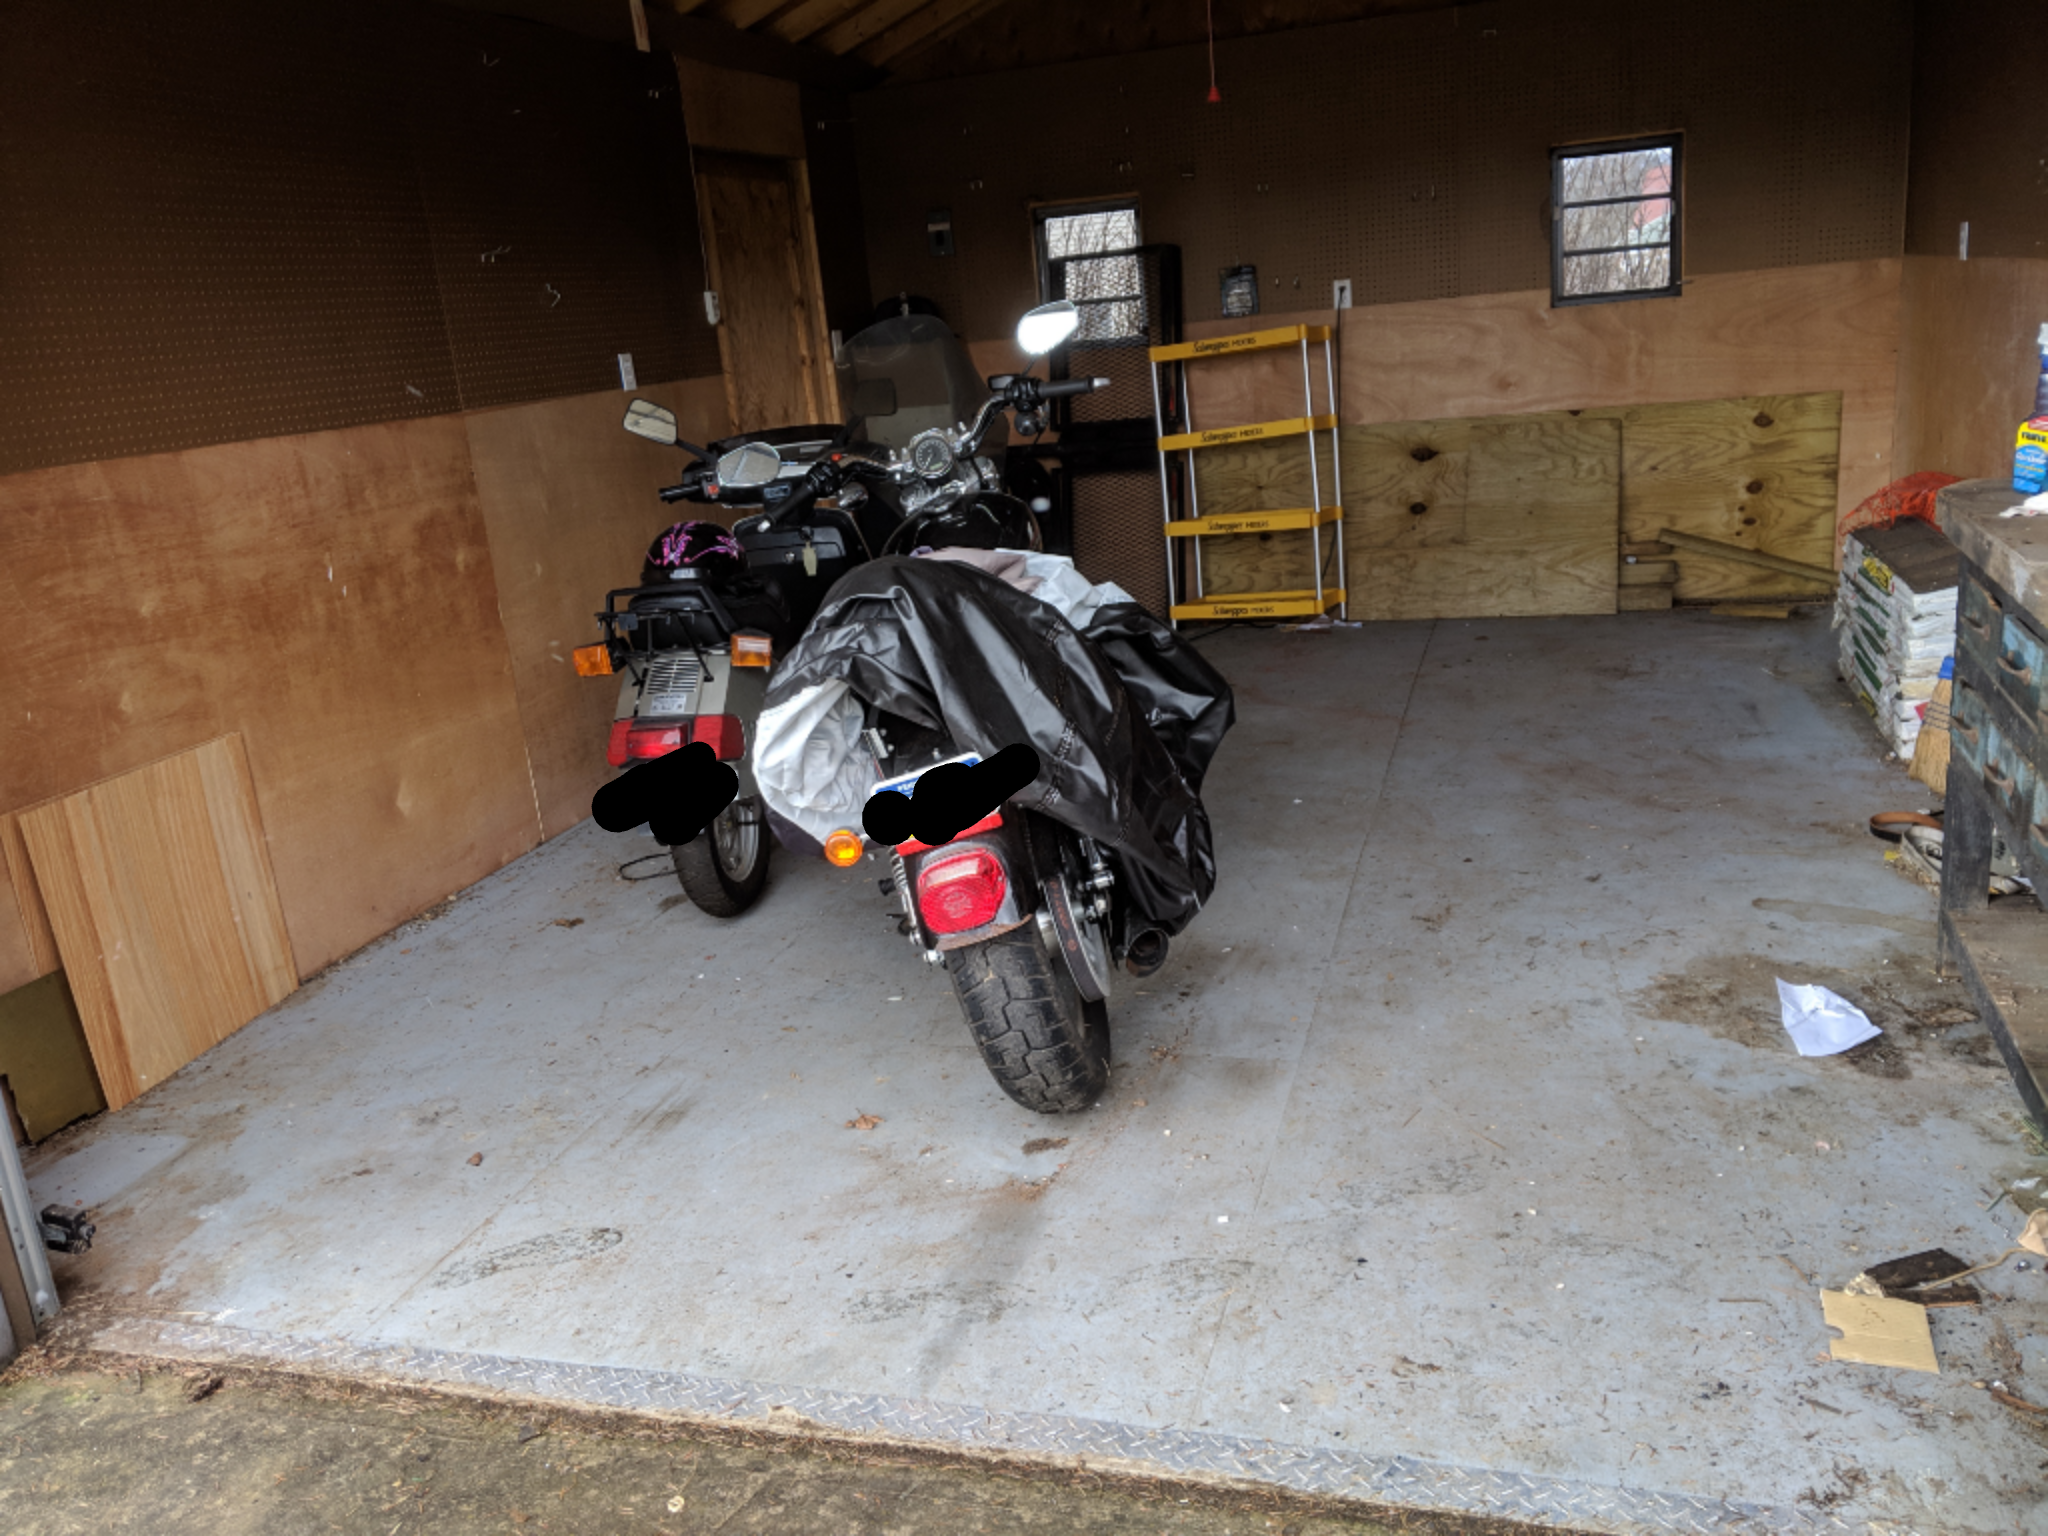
[{"left": 2, "top": 1, "right": 2046, "bottom": 1532}]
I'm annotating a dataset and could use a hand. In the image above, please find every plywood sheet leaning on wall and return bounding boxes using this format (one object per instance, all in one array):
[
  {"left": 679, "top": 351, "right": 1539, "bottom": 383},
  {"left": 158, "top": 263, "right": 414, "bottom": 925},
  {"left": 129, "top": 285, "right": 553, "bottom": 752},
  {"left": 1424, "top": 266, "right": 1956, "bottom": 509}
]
[
  {"left": 19, "top": 735, "right": 296, "bottom": 1112},
  {"left": 1197, "top": 415, "right": 1620, "bottom": 621},
  {"left": 1584, "top": 393, "right": 1841, "bottom": 603}
]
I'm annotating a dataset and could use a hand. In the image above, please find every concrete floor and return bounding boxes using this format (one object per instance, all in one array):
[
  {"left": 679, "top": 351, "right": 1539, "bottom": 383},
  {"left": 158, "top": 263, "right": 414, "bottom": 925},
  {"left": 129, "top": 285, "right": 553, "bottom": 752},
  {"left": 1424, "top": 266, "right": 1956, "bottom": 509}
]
[{"left": 24, "top": 613, "right": 2048, "bottom": 1535}]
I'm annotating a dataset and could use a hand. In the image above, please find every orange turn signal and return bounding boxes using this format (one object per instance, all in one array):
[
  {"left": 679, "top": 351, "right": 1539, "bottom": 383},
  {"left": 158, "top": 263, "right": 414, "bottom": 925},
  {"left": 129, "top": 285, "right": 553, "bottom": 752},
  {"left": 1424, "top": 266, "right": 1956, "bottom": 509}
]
[
  {"left": 823, "top": 829, "right": 865, "bottom": 867},
  {"left": 731, "top": 632, "right": 773, "bottom": 668},
  {"left": 573, "top": 643, "right": 613, "bottom": 677}
]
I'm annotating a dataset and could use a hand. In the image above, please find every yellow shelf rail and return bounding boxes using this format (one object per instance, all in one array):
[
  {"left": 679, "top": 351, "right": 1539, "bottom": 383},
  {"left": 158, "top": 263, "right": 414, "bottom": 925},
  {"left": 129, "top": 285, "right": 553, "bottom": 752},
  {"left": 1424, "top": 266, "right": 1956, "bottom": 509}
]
[{"left": 1149, "top": 322, "right": 1345, "bottom": 628}]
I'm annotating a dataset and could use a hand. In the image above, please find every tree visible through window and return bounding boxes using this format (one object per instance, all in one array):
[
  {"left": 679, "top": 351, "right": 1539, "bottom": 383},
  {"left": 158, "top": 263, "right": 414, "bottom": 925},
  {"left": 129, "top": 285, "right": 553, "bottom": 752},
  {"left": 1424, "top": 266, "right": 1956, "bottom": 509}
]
[
  {"left": 1037, "top": 202, "right": 1145, "bottom": 342},
  {"left": 1551, "top": 137, "right": 1681, "bottom": 306}
]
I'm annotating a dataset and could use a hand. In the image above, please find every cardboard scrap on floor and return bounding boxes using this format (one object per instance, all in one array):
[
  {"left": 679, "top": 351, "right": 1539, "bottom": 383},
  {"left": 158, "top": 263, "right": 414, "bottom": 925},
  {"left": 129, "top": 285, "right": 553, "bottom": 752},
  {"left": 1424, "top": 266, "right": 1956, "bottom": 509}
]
[
  {"left": 2021, "top": 1209, "right": 2048, "bottom": 1257},
  {"left": 1821, "top": 1289, "right": 1940, "bottom": 1373}
]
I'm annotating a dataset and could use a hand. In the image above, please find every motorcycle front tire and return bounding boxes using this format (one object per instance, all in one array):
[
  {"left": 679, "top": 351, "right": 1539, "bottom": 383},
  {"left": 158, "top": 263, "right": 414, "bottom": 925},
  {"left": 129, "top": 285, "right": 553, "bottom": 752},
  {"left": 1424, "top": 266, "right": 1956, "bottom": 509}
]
[
  {"left": 672, "top": 796, "right": 770, "bottom": 917},
  {"left": 949, "top": 923, "right": 1110, "bottom": 1114}
]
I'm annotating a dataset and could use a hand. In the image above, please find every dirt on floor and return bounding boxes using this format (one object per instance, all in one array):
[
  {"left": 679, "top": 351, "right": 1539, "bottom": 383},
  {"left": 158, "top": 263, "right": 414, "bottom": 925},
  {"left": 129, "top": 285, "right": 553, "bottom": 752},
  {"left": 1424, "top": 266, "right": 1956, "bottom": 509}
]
[
  {"left": 0, "top": 1348, "right": 1588, "bottom": 1536},
  {"left": 1628, "top": 941, "right": 1997, "bottom": 1077}
]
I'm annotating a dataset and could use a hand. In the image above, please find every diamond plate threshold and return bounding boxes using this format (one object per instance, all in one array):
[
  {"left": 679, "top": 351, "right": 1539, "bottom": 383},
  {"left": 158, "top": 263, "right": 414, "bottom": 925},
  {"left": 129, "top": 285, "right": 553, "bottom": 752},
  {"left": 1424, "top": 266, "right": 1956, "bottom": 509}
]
[{"left": 84, "top": 1315, "right": 1888, "bottom": 1536}]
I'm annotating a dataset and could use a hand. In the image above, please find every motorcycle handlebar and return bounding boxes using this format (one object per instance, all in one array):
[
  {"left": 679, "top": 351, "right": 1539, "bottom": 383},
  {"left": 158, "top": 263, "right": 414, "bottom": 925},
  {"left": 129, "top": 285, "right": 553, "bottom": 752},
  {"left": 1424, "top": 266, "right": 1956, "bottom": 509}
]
[{"left": 1037, "top": 376, "right": 1112, "bottom": 399}]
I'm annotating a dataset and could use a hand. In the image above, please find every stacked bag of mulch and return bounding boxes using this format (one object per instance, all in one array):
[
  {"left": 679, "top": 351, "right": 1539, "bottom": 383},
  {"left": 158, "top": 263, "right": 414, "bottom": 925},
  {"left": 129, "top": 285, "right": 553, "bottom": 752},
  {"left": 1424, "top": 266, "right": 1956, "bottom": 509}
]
[{"left": 1834, "top": 517, "right": 1960, "bottom": 759}]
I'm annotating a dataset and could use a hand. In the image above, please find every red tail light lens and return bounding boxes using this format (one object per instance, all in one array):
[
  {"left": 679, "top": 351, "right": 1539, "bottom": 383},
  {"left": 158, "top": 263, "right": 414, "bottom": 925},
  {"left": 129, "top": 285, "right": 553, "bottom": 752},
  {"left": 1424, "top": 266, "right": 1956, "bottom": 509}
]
[
  {"left": 916, "top": 849, "right": 1007, "bottom": 934},
  {"left": 625, "top": 723, "right": 684, "bottom": 760},
  {"left": 611, "top": 714, "right": 744, "bottom": 766},
  {"left": 692, "top": 713, "right": 744, "bottom": 761}
]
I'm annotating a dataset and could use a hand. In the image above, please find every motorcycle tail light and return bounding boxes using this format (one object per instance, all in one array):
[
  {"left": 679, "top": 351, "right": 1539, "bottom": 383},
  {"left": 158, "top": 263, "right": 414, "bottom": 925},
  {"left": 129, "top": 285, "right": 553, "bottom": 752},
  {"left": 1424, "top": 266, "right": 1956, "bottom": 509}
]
[
  {"left": 614, "top": 715, "right": 742, "bottom": 766},
  {"left": 730, "top": 632, "right": 773, "bottom": 668},
  {"left": 823, "top": 829, "right": 865, "bottom": 867},
  {"left": 691, "top": 713, "right": 744, "bottom": 760},
  {"left": 916, "top": 849, "right": 1007, "bottom": 934},
  {"left": 624, "top": 722, "right": 684, "bottom": 760},
  {"left": 573, "top": 643, "right": 613, "bottom": 677}
]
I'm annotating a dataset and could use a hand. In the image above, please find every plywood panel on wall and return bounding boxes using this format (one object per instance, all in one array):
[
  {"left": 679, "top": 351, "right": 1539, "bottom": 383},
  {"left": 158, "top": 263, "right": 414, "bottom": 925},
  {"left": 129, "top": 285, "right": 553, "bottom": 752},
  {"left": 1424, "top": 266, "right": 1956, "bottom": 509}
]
[
  {"left": 1184, "top": 260, "right": 1901, "bottom": 531},
  {"left": 0, "top": 415, "right": 540, "bottom": 980},
  {"left": 675, "top": 57, "right": 805, "bottom": 159},
  {"left": 1894, "top": 255, "right": 2048, "bottom": 483},
  {"left": 20, "top": 735, "right": 294, "bottom": 1111},
  {"left": 1586, "top": 394, "right": 1841, "bottom": 602},
  {"left": 465, "top": 376, "right": 732, "bottom": 841},
  {"left": 1198, "top": 414, "right": 1619, "bottom": 620}
]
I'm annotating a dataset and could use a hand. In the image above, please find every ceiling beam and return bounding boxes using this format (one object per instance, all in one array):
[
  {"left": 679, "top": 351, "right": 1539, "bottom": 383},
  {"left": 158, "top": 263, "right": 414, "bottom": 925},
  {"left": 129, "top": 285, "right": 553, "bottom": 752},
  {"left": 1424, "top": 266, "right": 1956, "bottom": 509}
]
[
  {"left": 857, "top": 0, "right": 1000, "bottom": 66},
  {"left": 708, "top": 0, "right": 800, "bottom": 28},
  {"left": 813, "top": 0, "right": 932, "bottom": 55},
  {"left": 434, "top": 0, "right": 879, "bottom": 86},
  {"left": 767, "top": 0, "right": 873, "bottom": 45}
]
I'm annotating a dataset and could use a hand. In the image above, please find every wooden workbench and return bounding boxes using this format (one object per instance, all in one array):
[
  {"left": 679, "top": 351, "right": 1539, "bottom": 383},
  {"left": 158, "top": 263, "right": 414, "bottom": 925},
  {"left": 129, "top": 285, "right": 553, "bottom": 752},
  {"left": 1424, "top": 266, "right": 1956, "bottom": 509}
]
[{"left": 1936, "top": 478, "right": 2048, "bottom": 1127}]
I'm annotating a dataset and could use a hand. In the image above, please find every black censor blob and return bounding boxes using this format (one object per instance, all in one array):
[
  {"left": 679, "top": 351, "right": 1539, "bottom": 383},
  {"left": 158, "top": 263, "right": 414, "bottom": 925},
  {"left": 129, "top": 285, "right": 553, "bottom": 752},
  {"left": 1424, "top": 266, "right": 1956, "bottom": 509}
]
[
  {"left": 862, "top": 744, "right": 1040, "bottom": 847},
  {"left": 591, "top": 740, "right": 738, "bottom": 846}
]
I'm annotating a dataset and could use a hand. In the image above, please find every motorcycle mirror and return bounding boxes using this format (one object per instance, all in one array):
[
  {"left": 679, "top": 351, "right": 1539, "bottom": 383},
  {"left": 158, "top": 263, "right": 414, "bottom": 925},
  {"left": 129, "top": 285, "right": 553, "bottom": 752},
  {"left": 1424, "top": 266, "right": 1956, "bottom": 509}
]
[
  {"left": 1015, "top": 300, "right": 1080, "bottom": 356},
  {"left": 849, "top": 378, "right": 898, "bottom": 418},
  {"left": 716, "top": 441, "right": 784, "bottom": 488},
  {"left": 622, "top": 398, "right": 679, "bottom": 446}
]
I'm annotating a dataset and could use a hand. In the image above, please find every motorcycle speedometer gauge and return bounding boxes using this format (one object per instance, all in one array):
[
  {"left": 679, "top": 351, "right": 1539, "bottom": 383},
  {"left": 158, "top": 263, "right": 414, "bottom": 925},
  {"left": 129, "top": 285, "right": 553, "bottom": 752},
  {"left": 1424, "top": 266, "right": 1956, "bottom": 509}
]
[{"left": 909, "top": 430, "right": 956, "bottom": 481}]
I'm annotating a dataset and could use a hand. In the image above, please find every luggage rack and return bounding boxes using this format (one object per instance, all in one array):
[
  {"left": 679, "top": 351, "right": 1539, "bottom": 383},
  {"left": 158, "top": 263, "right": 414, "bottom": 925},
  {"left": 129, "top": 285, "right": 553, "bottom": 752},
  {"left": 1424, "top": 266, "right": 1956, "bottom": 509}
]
[{"left": 1148, "top": 324, "right": 1346, "bottom": 628}]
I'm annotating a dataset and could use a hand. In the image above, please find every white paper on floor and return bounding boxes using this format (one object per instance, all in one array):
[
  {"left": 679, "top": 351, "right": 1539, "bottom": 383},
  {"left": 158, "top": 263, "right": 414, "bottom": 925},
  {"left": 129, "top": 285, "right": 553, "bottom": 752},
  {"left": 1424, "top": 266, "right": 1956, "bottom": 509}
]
[{"left": 1775, "top": 980, "right": 1883, "bottom": 1056}]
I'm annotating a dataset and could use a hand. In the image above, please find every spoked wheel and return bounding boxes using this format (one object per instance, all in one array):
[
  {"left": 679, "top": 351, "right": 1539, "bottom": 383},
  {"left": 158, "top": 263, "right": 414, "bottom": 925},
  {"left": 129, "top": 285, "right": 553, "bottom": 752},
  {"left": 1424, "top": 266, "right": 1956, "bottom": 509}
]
[
  {"left": 672, "top": 795, "right": 770, "bottom": 916},
  {"left": 950, "top": 923, "right": 1110, "bottom": 1114}
]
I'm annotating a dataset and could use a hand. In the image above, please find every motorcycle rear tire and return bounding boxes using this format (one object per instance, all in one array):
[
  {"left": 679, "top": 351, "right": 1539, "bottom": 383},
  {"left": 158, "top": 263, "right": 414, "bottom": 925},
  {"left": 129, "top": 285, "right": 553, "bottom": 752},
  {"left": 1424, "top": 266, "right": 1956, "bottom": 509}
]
[
  {"left": 950, "top": 924, "right": 1110, "bottom": 1114},
  {"left": 672, "top": 796, "right": 769, "bottom": 917}
]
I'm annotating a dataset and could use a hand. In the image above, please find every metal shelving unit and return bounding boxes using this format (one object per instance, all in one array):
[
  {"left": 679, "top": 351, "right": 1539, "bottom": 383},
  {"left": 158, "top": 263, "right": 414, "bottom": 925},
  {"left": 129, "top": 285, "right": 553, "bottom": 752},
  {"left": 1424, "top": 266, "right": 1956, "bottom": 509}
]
[{"left": 1148, "top": 323, "right": 1345, "bottom": 627}]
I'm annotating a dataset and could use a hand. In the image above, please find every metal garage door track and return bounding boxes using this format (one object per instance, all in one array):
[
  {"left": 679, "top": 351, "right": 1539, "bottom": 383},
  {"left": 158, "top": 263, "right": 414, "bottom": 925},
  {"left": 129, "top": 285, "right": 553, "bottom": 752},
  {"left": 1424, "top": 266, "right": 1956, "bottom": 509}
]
[{"left": 26, "top": 614, "right": 2048, "bottom": 1535}]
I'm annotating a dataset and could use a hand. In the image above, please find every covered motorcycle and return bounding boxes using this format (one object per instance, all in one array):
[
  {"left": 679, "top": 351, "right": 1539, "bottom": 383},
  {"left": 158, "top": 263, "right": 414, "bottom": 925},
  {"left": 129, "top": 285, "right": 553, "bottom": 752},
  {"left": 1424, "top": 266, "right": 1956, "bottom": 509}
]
[{"left": 750, "top": 302, "right": 1236, "bottom": 1114}]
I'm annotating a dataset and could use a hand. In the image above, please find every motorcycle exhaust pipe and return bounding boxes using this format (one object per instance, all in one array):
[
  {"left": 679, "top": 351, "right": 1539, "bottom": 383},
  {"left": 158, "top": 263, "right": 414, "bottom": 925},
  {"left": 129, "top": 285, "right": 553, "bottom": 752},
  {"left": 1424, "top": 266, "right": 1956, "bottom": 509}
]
[{"left": 1123, "top": 927, "right": 1169, "bottom": 978}]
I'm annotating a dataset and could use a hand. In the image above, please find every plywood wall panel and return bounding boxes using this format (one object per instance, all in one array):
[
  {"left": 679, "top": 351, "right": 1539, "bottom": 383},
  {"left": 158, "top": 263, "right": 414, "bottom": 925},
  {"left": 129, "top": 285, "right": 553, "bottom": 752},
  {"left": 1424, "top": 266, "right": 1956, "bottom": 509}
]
[
  {"left": 465, "top": 377, "right": 734, "bottom": 841},
  {"left": 0, "top": 416, "right": 541, "bottom": 979},
  {"left": 1894, "top": 255, "right": 2048, "bottom": 483},
  {"left": 20, "top": 736, "right": 294, "bottom": 1111},
  {"left": 1181, "top": 259, "right": 1900, "bottom": 530},
  {"left": 675, "top": 57, "right": 805, "bottom": 158},
  {"left": 1587, "top": 393, "right": 1841, "bottom": 602},
  {"left": 1198, "top": 414, "right": 1618, "bottom": 620}
]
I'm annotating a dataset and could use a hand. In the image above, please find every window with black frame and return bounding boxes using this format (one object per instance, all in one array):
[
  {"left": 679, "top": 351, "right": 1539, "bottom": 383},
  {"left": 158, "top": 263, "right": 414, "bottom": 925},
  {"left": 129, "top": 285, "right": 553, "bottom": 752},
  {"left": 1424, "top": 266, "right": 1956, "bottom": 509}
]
[
  {"left": 1035, "top": 201, "right": 1146, "bottom": 343},
  {"left": 1551, "top": 136, "right": 1681, "bottom": 306}
]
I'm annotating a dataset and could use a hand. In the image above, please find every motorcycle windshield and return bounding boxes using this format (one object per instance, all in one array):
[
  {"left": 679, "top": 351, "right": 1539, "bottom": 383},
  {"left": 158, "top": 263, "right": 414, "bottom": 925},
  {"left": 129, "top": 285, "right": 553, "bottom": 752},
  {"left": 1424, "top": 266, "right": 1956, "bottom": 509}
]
[{"left": 837, "top": 314, "right": 988, "bottom": 452}]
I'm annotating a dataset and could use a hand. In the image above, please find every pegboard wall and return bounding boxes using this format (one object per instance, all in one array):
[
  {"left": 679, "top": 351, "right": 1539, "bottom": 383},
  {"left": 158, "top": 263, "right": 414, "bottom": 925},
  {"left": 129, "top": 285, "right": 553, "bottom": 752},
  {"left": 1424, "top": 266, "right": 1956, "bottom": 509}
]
[
  {"left": 852, "top": 0, "right": 1913, "bottom": 344},
  {"left": 0, "top": 0, "right": 722, "bottom": 477},
  {"left": 1902, "top": 0, "right": 2048, "bottom": 260}
]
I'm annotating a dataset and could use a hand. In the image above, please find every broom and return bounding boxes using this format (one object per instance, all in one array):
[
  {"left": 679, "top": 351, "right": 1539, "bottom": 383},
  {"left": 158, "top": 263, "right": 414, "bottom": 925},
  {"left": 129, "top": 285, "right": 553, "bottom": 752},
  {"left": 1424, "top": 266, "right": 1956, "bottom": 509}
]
[{"left": 1909, "top": 656, "right": 1953, "bottom": 795}]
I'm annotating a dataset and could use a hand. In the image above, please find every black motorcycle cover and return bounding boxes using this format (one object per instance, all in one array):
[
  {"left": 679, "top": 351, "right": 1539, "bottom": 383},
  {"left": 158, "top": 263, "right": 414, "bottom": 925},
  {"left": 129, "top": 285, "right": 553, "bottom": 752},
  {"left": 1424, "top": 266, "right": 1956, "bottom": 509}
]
[{"left": 764, "top": 557, "right": 1234, "bottom": 933}]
